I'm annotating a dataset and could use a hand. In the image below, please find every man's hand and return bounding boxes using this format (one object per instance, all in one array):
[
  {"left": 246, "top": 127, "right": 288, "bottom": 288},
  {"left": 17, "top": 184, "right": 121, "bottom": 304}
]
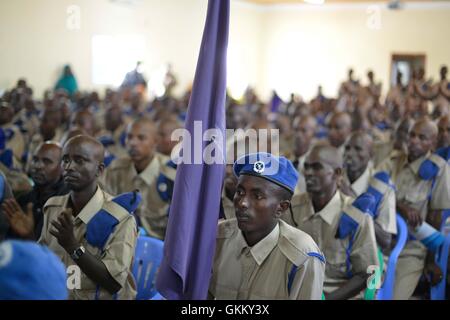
[
  {"left": 424, "top": 262, "right": 443, "bottom": 287},
  {"left": 398, "top": 203, "right": 423, "bottom": 228},
  {"left": 49, "top": 209, "right": 78, "bottom": 253},
  {"left": 2, "top": 200, "right": 35, "bottom": 239}
]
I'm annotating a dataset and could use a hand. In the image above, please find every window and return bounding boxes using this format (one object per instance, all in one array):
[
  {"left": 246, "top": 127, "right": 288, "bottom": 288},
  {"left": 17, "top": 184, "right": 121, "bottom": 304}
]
[{"left": 92, "top": 34, "right": 146, "bottom": 86}]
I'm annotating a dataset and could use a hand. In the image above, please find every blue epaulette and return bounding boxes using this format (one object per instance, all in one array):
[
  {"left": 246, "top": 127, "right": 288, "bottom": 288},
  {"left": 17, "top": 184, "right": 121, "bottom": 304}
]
[
  {"left": 366, "top": 171, "right": 395, "bottom": 219},
  {"left": 0, "top": 149, "right": 13, "bottom": 169},
  {"left": 119, "top": 131, "right": 127, "bottom": 148},
  {"left": 86, "top": 191, "right": 142, "bottom": 250},
  {"left": 337, "top": 193, "right": 376, "bottom": 278},
  {"left": 98, "top": 136, "right": 116, "bottom": 147},
  {"left": 156, "top": 160, "right": 177, "bottom": 202},
  {"left": 4, "top": 128, "right": 15, "bottom": 141},
  {"left": 418, "top": 147, "right": 450, "bottom": 181},
  {"left": 104, "top": 154, "right": 116, "bottom": 168},
  {"left": 0, "top": 173, "right": 5, "bottom": 203}
]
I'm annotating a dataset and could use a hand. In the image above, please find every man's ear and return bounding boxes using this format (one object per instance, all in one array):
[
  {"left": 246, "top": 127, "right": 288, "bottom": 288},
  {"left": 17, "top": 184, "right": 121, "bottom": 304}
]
[
  {"left": 274, "top": 200, "right": 291, "bottom": 218},
  {"left": 96, "top": 163, "right": 105, "bottom": 177}
]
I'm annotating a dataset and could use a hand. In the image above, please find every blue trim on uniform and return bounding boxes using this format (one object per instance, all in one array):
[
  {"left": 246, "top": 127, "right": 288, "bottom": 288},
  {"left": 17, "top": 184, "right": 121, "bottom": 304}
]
[
  {"left": 112, "top": 191, "right": 142, "bottom": 214},
  {"left": 366, "top": 186, "right": 382, "bottom": 219},
  {"left": 419, "top": 159, "right": 439, "bottom": 181},
  {"left": 98, "top": 136, "right": 116, "bottom": 147},
  {"left": 119, "top": 131, "right": 127, "bottom": 147},
  {"left": 0, "top": 149, "right": 13, "bottom": 169},
  {"left": 373, "top": 171, "right": 396, "bottom": 190},
  {"left": 0, "top": 173, "right": 5, "bottom": 203},
  {"left": 338, "top": 213, "right": 359, "bottom": 239},
  {"left": 307, "top": 252, "right": 326, "bottom": 264},
  {"left": 287, "top": 265, "right": 299, "bottom": 295},
  {"left": 86, "top": 210, "right": 120, "bottom": 249}
]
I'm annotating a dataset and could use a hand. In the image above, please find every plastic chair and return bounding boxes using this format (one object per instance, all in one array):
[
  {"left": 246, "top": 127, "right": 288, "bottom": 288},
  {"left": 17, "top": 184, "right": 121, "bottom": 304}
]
[
  {"left": 430, "top": 209, "right": 450, "bottom": 300},
  {"left": 376, "top": 214, "right": 408, "bottom": 300},
  {"left": 132, "top": 236, "right": 164, "bottom": 300}
]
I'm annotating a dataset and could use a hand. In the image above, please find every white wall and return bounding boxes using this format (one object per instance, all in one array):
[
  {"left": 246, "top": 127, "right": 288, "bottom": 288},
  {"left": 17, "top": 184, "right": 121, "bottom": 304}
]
[
  {"left": 1, "top": 1, "right": 450, "bottom": 101},
  {"left": 259, "top": 2, "right": 450, "bottom": 101},
  {"left": 0, "top": 0, "right": 264, "bottom": 98}
]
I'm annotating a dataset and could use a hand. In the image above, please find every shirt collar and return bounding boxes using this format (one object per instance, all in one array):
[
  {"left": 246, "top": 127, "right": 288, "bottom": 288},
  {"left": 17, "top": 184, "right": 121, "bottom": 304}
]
[
  {"left": 72, "top": 186, "right": 106, "bottom": 225},
  {"left": 137, "top": 155, "right": 160, "bottom": 186},
  {"left": 236, "top": 222, "right": 280, "bottom": 266},
  {"left": 408, "top": 152, "right": 430, "bottom": 176},
  {"left": 315, "top": 190, "right": 343, "bottom": 225},
  {"left": 351, "top": 162, "right": 373, "bottom": 196}
]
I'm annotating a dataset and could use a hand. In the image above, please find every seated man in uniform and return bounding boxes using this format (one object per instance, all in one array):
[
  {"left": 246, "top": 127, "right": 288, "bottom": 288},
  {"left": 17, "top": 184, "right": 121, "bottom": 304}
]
[
  {"left": 156, "top": 116, "right": 183, "bottom": 160},
  {"left": 292, "top": 115, "right": 317, "bottom": 195},
  {"left": 343, "top": 132, "right": 396, "bottom": 252},
  {"left": 34, "top": 135, "right": 136, "bottom": 299},
  {"left": 3, "top": 142, "right": 69, "bottom": 240},
  {"left": 284, "top": 145, "right": 379, "bottom": 300},
  {"left": 102, "top": 117, "right": 171, "bottom": 240},
  {"left": 96, "top": 104, "right": 128, "bottom": 161},
  {"left": 327, "top": 112, "right": 352, "bottom": 158},
  {"left": 26, "top": 108, "right": 63, "bottom": 171},
  {"left": 377, "top": 118, "right": 450, "bottom": 299},
  {"left": 209, "top": 153, "right": 325, "bottom": 300},
  {"left": 373, "top": 117, "right": 414, "bottom": 168}
]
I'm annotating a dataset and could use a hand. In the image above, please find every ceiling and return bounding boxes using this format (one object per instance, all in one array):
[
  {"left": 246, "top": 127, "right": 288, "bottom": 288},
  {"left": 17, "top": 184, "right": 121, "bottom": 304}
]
[{"left": 244, "top": 0, "right": 444, "bottom": 4}]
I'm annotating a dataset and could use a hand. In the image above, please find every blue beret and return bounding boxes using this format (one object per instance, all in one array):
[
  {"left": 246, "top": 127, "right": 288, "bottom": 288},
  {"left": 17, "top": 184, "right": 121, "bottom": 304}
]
[
  {"left": 0, "top": 240, "right": 68, "bottom": 300},
  {"left": 233, "top": 152, "right": 299, "bottom": 193}
]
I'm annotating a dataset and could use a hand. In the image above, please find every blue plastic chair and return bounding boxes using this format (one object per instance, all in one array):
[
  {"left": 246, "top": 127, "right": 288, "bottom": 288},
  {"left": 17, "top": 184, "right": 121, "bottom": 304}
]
[
  {"left": 430, "top": 209, "right": 450, "bottom": 300},
  {"left": 132, "top": 236, "right": 164, "bottom": 300},
  {"left": 376, "top": 214, "right": 408, "bottom": 300}
]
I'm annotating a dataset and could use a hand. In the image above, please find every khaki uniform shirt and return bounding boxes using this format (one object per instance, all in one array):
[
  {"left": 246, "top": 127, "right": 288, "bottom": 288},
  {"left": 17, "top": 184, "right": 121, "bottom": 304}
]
[
  {"left": 344, "top": 163, "right": 397, "bottom": 235},
  {"left": 284, "top": 191, "right": 379, "bottom": 295},
  {"left": 209, "top": 219, "right": 325, "bottom": 300},
  {"left": 38, "top": 186, "right": 137, "bottom": 300},
  {"left": 377, "top": 152, "right": 450, "bottom": 257},
  {"left": 102, "top": 153, "right": 169, "bottom": 240}
]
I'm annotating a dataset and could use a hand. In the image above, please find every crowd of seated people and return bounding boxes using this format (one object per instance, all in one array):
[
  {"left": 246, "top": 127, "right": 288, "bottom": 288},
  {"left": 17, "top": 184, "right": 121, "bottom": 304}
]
[{"left": 0, "top": 64, "right": 449, "bottom": 300}]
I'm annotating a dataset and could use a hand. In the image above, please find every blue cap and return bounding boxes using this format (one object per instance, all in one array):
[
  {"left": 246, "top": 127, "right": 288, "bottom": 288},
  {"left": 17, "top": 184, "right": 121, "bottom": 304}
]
[
  {"left": 233, "top": 152, "right": 299, "bottom": 193},
  {"left": 0, "top": 240, "right": 68, "bottom": 300}
]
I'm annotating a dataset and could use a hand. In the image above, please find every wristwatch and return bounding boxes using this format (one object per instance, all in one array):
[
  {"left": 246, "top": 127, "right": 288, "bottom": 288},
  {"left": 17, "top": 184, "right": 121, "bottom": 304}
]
[{"left": 70, "top": 245, "right": 86, "bottom": 261}]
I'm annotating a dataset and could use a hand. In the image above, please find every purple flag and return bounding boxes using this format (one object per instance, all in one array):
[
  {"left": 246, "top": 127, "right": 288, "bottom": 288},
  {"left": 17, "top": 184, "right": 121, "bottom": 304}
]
[{"left": 155, "top": 0, "right": 229, "bottom": 300}]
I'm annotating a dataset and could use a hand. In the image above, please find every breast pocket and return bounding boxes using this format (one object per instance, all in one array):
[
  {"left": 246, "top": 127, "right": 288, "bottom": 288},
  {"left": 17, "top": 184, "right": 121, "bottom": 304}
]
[{"left": 324, "top": 241, "right": 349, "bottom": 280}]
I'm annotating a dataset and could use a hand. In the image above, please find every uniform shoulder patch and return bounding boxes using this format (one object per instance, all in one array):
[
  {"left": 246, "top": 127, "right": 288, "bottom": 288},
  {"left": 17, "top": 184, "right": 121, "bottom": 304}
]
[{"left": 278, "top": 220, "right": 323, "bottom": 266}]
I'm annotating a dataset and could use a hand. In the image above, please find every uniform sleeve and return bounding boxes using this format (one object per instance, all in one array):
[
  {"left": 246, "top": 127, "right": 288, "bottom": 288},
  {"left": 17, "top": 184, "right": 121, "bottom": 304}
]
[
  {"left": 350, "top": 215, "right": 379, "bottom": 276},
  {"left": 430, "top": 163, "right": 450, "bottom": 210},
  {"left": 290, "top": 254, "right": 325, "bottom": 300},
  {"left": 101, "top": 215, "right": 137, "bottom": 288},
  {"left": 375, "top": 185, "right": 397, "bottom": 235}
]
